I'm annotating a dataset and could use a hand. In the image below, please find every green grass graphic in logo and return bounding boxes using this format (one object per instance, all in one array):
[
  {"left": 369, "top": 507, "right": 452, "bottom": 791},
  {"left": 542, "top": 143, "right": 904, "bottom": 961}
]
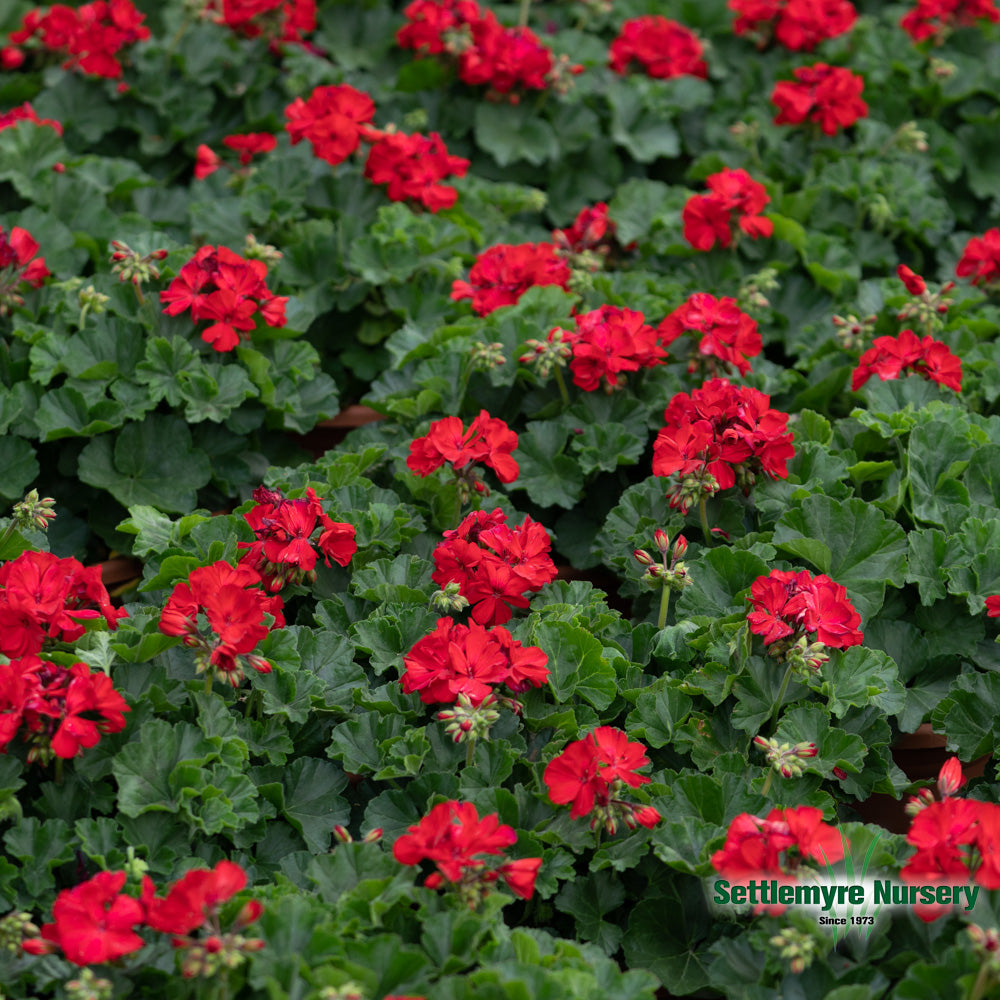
[{"left": 822, "top": 829, "right": 884, "bottom": 944}]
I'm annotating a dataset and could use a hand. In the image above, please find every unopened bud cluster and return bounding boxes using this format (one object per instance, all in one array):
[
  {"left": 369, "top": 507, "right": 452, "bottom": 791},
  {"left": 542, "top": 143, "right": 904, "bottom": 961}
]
[
  {"left": 753, "top": 736, "right": 818, "bottom": 779},
  {"left": 178, "top": 932, "right": 264, "bottom": 978},
  {"left": 769, "top": 926, "right": 818, "bottom": 975},
  {"left": 333, "top": 825, "right": 383, "bottom": 845},
  {"left": 65, "top": 968, "right": 113, "bottom": 1000},
  {"left": 634, "top": 529, "right": 691, "bottom": 592},
  {"left": 437, "top": 691, "right": 501, "bottom": 744},
  {"left": 784, "top": 634, "right": 829, "bottom": 676},
  {"left": 588, "top": 789, "right": 661, "bottom": 836},
  {"left": 12, "top": 490, "right": 56, "bottom": 532},
  {"left": 78, "top": 284, "right": 109, "bottom": 326},
  {"left": 667, "top": 471, "right": 719, "bottom": 515},
  {"left": 897, "top": 280, "right": 954, "bottom": 334},
  {"left": 519, "top": 328, "right": 573, "bottom": 378},
  {"left": 470, "top": 341, "right": 506, "bottom": 372},
  {"left": 832, "top": 313, "right": 877, "bottom": 351},
  {"left": 431, "top": 581, "right": 470, "bottom": 614},
  {"left": 0, "top": 911, "right": 39, "bottom": 953},
  {"left": 738, "top": 267, "right": 778, "bottom": 313},
  {"left": 889, "top": 121, "right": 929, "bottom": 154},
  {"left": 969, "top": 924, "right": 1000, "bottom": 974},
  {"left": 906, "top": 756, "right": 965, "bottom": 816},
  {"left": 243, "top": 233, "right": 283, "bottom": 264},
  {"left": 318, "top": 984, "right": 367, "bottom": 1000},
  {"left": 109, "top": 240, "right": 168, "bottom": 287}
]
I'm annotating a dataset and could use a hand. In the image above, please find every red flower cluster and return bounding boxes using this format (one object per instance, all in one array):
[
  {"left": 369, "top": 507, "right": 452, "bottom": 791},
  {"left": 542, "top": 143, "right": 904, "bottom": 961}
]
[
  {"left": 397, "top": 0, "right": 579, "bottom": 99},
  {"left": 0, "top": 224, "right": 51, "bottom": 316},
  {"left": 363, "top": 130, "right": 470, "bottom": 212},
  {"left": 392, "top": 800, "right": 541, "bottom": 904},
  {"left": 24, "top": 861, "right": 262, "bottom": 970},
  {"left": 0, "top": 656, "right": 129, "bottom": 763},
  {"left": 851, "top": 329, "right": 962, "bottom": 392},
  {"left": 158, "top": 561, "right": 285, "bottom": 686},
  {"left": 451, "top": 242, "right": 572, "bottom": 316},
  {"left": 711, "top": 807, "right": 845, "bottom": 909},
  {"left": 237, "top": 485, "right": 357, "bottom": 591},
  {"left": 986, "top": 595, "right": 1000, "bottom": 617},
  {"left": 900, "top": 0, "right": 999, "bottom": 42},
  {"left": 159, "top": 244, "right": 288, "bottom": 352},
  {"left": 0, "top": 101, "right": 62, "bottom": 135},
  {"left": 284, "top": 84, "right": 379, "bottom": 166},
  {"left": 552, "top": 202, "right": 620, "bottom": 261},
  {"left": 4, "top": 0, "right": 150, "bottom": 78},
  {"left": 747, "top": 568, "right": 863, "bottom": 649},
  {"left": 771, "top": 63, "right": 868, "bottom": 135},
  {"left": 658, "top": 293, "right": 762, "bottom": 376},
  {"left": 549, "top": 306, "right": 666, "bottom": 393},
  {"left": 204, "top": 0, "right": 316, "bottom": 45},
  {"left": 544, "top": 727, "right": 661, "bottom": 834},
  {"left": 432, "top": 509, "right": 557, "bottom": 626},
  {"left": 608, "top": 16, "right": 707, "bottom": 79},
  {"left": 194, "top": 133, "right": 277, "bottom": 180},
  {"left": 402, "top": 616, "right": 548, "bottom": 705},
  {"left": 682, "top": 168, "right": 773, "bottom": 251},
  {"left": 0, "top": 550, "right": 126, "bottom": 659},
  {"left": 956, "top": 228, "right": 1000, "bottom": 289},
  {"left": 407, "top": 410, "right": 519, "bottom": 484},
  {"left": 652, "top": 379, "right": 794, "bottom": 512},
  {"left": 729, "top": 0, "right": 857, "bottom": 51}
]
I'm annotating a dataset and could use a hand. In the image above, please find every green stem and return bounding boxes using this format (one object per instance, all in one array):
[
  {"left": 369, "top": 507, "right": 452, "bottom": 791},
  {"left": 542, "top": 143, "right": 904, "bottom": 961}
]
[
  {"left": 204, "top": 672, "right": 213, "bottom": 696},
  {"left": 657, "top": 585, "right": 671, "bottom": 630},
  {"left": 769, "top": 663, "right": 795, "bottom": 734},
  {"left": 466, "top": 738, "right": 476, "bottom": 768},
  {"left": 54, "top": 757, "right": 64, "bottom": 786},
  {"left": 761, "top": 768, "right": 774, "bottom": 798},
  {"left": 553, "top": 365, "right": 571, "bottom": 407},
  {"left": 132, "top": 283, "right": 145, "bottom": 308},
  {"left": 698, "top": 495, "right": 713, "bottom": 547},
  {"left": 968, "top": 963, "right": 991, "bottom": 1000},
  {"left": 0, "top": 519, "right": 15, "bottom": 552},
  {"left": 517, "top": 0, "right": 531, "bottom": 27}
]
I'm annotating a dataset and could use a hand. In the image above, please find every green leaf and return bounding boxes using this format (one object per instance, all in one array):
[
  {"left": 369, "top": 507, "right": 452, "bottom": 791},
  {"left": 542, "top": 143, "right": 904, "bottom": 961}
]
[
  {"left": 532, "top": 618, "right": 617, "bottom": 710},
  {"left": 905, "top": 529, "right": 949, "bottom": 605},
  {"left": 350, "top": 555, "right": 436, "bottom": 604},
  {"left": 815, "top": 647, "right": 905, "bottom": 720},
  {"left": 772, "top": 495, "right": 907, "bottom": 620},
  {"left": 4, "top": 818, "right": 75, "bottom": 892},
  {"left": 555, "top": 870, "right": 626, "bottom": 956},
  {"left": 280, "top": 757, "right": 350, "bottom": 853},
  {"left": 34, "top": 385, "right": 125, "bottom": 440},
  {"left": 931, "top": 672, "right": 1000, "bottom": 760},
  {"left": 676, "top": 546, "right": 771, "bottom": 619},
  {"left": 512, "top": 420, "right": 585, "bottom": 510},
  {"left": 0, "top": 438, "right": 38, "bottom": 500},
  {"left": 135, "top": 337, "right": 200, "bottom": 406},
  {"left": 772, "top": 704, "right": 867, "bottom": 778},
  {"left": 625, "top": 686, "right": 694, "bottom": 749},
  {"left": 474, "top": 102, "right": 559, "bottom": 167},
  {"left": 78, "top": 415, "right": 213, "bottom": 513}
]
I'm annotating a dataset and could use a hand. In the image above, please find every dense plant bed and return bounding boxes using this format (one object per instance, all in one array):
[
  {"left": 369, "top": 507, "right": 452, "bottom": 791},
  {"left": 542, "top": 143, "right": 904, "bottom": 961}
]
[{"left": 4, "top": 0, "right": 1000, "bottom": 997}]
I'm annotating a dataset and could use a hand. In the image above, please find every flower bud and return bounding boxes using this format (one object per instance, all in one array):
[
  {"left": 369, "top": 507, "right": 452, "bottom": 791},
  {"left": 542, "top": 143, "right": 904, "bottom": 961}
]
[
  {"left": 937, "top": 756, "right": 965, "bottom": 798},
  {"left": 362, "top": 827, "right": 383, "bottom": 843},
  {"left": 671, "top": 535, "right": 688, "bottom": 561},
  {"left": 333, "top": 825, "right": 353, "bottom": 843},
  {"left": 654, "top": 528, "right": 670, "bottom": 554},
  {"left": 633, "top": 548, "right": 654, "bottom": 566}
]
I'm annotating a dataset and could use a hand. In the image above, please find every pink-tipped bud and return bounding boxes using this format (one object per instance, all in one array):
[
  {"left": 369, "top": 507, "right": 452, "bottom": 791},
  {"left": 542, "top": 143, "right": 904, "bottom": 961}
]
[
  {"left": 362, "top": 827, "right": 383, "bottom": 843},
  {"left": 832, "top": 767, "right": 847, "bottom": 780},
  {"left": 235, "top": 900, "right": 263, "bottom": 928},
  {"left": 794, "top": 742, "right": 818, "bottom": 759},
  {"left": 753, "top": 735, "right": 771, "bottom": 749},
  {"left": 633, "top": 548, "right": 654, "bottom": 566},
  {"left": 654, "top": 528, "right": 670, "bottom": 554},
  {"left": 333, "top": 825, "right": 353, "bottom": 843},
  {"left": 241, "top": 938, "right": 266, "bottom": 952},
  {"left": 671, "top": 535, "right": 688, "bottom": 561},
  {"left": 937, "top": 756, "right": 965, "bottom": 798}
]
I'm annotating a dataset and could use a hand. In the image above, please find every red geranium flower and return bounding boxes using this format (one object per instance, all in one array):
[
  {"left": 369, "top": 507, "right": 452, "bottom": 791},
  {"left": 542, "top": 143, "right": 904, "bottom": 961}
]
[
  {"left": 396, "top": 0, "right": 484, "bottom": 54},
  {"left": 0, "top": 223, "right": 51, "bottom": 315},
  {"left": 851, "top": 329, "right": 962, "bottom": 392},
  {"left": 204, "top": 0, "right": 316, "bottom": 45},
  {"left": 551, "top": 202, "right": 624, "bottom": 264},
  {"left": 364, "top": 130, "right": 470, "bottom": 212},
  {"left": 683, "top": 168, "right": 773, "bottom": 251},
  {"left": 144, "top": 860, "right": 248, "bottom": 935},
  {"left": 658, "top": 293, "right": 762, "bottom": 376},
  {"left": 771, "top": 63, "right": 867, "bottom": 135},
  {"left": 956, "top": 228, "right": 1000, "bottom": 289},
  {"left": 458, "top": 15, "right": 554, "bottom": 94},
  {"left": 407, "top": 410, "right": 519, "bottom": 484},
  {"left": 393, "top": 799, "right": 540, "bottom": 904},
  {"left": 0, "top": 101, "right": 63, "bottom": 135},
  {"left": 609, "top": 16, "right": 707, "bottom": 79},
  {"left": 729, "top": 0, "right": 856, "bottom": 50},
  {"left": 451, "top": 242, "right": 572, "bottom": 316},
  {"left": 23, "top": 871, "right": 145, "bottom": 965},
  {"left": 900, "top": 0, "right": 999, "bottom": 42},
  {"left": 284, "top": 83, "right": 378, "bottom": 166}
]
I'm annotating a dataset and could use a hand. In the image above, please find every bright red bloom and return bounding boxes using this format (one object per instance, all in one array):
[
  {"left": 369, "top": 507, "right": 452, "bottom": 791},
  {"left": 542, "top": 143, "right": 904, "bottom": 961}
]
[
  {"left": 956, "top": 228, "right": 1000, "bottom": 289},
  {"left": 0, "top": 550, "right": 126, "bottom": 659},
  {"left": 458, "top": 15, "right": 554, "bottom": 94},
  {"left": 283, "top": 84, "right": 378, "bottom": 166},
  {"left": 851, "top": 328, "right": 962, "bottom": 392},
  {"left": 771, "top": 63, "right": 867, "bottom": 136},
  {"left": 897, "top": 263, "right": 927, "bottom": 296},
  {"left": 222, "top": 131, "right": 278, "bottom": 165},
  {"left": 144, "top": 860, "right": 248, "bottom": 935},
  {"left": 194, "top": 144, "right": 223, "bottom": 180},
  {"left": 49, "top": 663, "right": 130, "bottom": 759},
  {"left": 0, "top": 224, "right": 50, "bottom": 314},
  {"left": 431, "top": 509, "right": 557, "bottom": 626},
  {"left": 238, "top": 485, "right": 356, "bottom": 590},
  {"left": 0, "top": 102, "right": 63, "bottom": 135},
  {"left": 552, "top": 202, "right": 619, "bottom": 259},
  {"left": 553, "top": 305, "right": 665, "bottom": 393},
  {"left": 159, "top": 561, "right": 285, "bottom": 685},
  {"left": 747, "top": 568, "right": 862, "bottom": 650},
  {"left": 901, "top": 0, "right": 999, "bottom": 41},
  {"left": 5, "top": 0, "right": 150, "bottom": 78},
  {"left": 407, "top": 410, "right": 519, "bottom": 483},
  {"left": 364, "top": 131, "right": 470, "bottom": 212},
  {"left": 986, "top": 595, "right": 1000, "bottom": 617},
  {"left": 401, "top": 616, "right": 548, "bottom": 705},
  {"left": 204, "top": 0, "right": 316, "bottom": 44},
  {"left": 159, "top": 244, "right": 287, "bottom": 352},
  {"left": 658, "top": 293, "right": 761, "bottom": 376},
  {"left": 729, "top": 0, "right": 856, "bottom": 50},
  {"left": 396, "top": 0, "right": 484, "bottom": 54},
  {"left": 451, "top": 242, "right": 571, "bottom": 316},
  {"left": 653, "top": 379, "right": 794, "bottom": 510},
  {"left": 608, "top": 16, "right": 707, "bottom": 79},
  {"left": 25, "top": 871, "right": 144, "bottom": 965},
  {"left": 393, "top": 799, "right": 539, "bottom": 901},
  {"left": 683, "top": 169, "right": 772, "bottom": 251}
]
